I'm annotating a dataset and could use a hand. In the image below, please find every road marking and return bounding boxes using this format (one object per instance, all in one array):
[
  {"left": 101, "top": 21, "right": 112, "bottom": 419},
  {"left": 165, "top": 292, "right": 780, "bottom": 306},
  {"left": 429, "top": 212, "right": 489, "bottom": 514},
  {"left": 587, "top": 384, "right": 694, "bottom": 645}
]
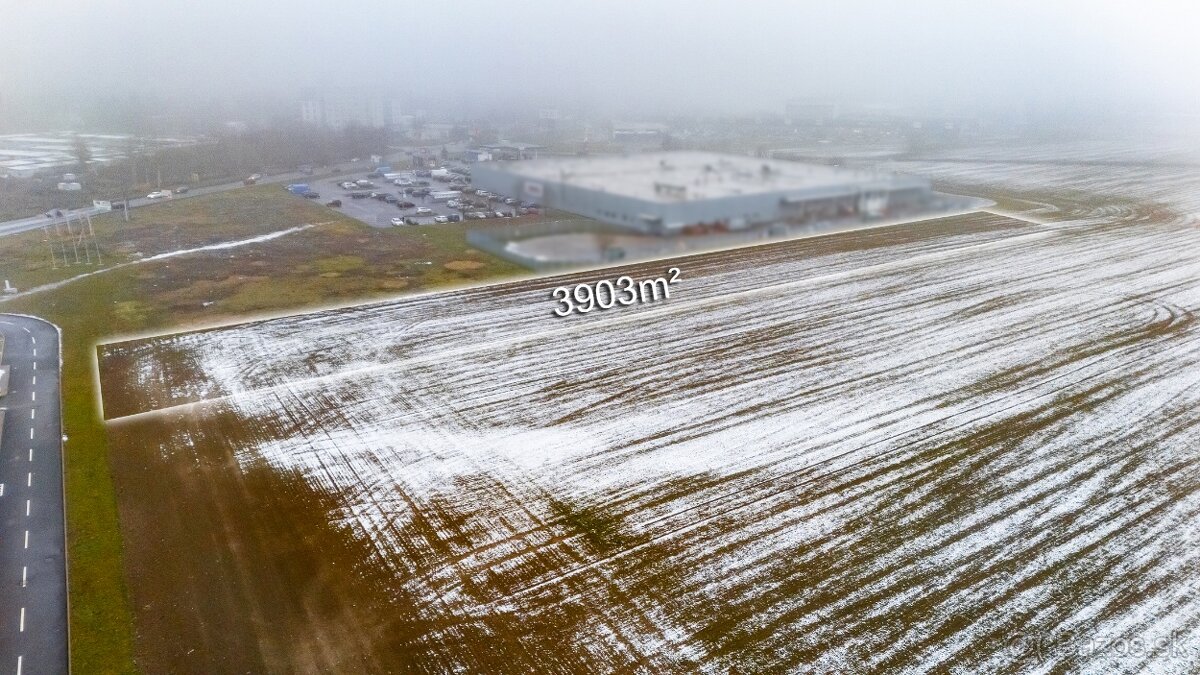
[
  {"left": 0, "top": 483, "right": 4, "bottom": 496},
  {"left": 27, "top": 472, "right": 31, "bottom": 487},
  {"left": 30, "top": 391, "right": 34, "bottom": 401},
  {"left": 25, "top": 499, "right": 30, "bottom": 516},
  {"left": 30, "top": 336, "right": 35, "bottom": 345},
  {"left": 30, "top": 409, "right": 34, "bottom": 420},
  {"left": 31, "top": 349, "right": 35, "bottom": 357},
  {"left": 21, "top": 566, "right": 26, "bottom": 587},
  {"left": 16, "top": 655, "right": 22, "bottom": 675},
  {"left": 19, "top": 607, "right": 24, "bottom": 632},
  {"left": 28, "top": 448, "right": 32, "bottom": 461},
  {"left": 32, "top": 362, "right": 35, "bottom": 370},
  {"left": 29, "top": 428, "right": 33, "bottom": 439},
  {"left": 24, "top": 530, "right": 29, "bottom": 548},
  {"left": 31, "top": 376, "right": 35, "bottom": 385}
]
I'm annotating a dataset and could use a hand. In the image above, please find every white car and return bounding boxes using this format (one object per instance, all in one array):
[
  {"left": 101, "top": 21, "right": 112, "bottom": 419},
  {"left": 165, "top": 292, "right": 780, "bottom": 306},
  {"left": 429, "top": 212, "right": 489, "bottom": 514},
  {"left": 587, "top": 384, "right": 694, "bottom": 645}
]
[
  {"left": 390, "top": 217, "right": 404, "bottom": 226},
  {"left": 393, "top": 179, "right": 412, "bottom": 186},
  {"left": 415, "top": 207, "right": 433, "bottom": 216},
  {"left": 446, "top": 199, "right": 461, "bottom": 208},
  {"left": 146, "top": 191, "right": 168, "bottom": 199},
  {"left": 433, "top": 215, "right": 449, "bottom": 224}
]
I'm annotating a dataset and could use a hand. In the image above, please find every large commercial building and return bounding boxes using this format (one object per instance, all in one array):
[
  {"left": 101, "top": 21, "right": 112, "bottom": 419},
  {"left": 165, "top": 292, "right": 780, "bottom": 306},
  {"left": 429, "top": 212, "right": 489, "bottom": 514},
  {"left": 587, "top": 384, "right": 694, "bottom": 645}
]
[{"left": 472, "top": 151, "right": 932, "bottom": 234}]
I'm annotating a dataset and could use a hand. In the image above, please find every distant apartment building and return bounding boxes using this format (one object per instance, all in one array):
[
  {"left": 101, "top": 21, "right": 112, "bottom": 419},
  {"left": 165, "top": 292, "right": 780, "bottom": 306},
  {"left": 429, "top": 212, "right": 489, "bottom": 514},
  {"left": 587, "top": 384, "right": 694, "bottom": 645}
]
[
  {"left": 784, "top": 99, "right": 840, "bottom": 125},
  {"left": 299, "top": 94, "right": 403, "bottom": 129}
]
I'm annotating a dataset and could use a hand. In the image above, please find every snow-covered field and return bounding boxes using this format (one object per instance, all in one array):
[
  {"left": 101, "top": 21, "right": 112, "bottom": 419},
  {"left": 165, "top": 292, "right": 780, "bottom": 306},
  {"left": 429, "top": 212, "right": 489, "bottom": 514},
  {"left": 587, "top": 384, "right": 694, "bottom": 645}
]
[{"left": 100, "top": 152, "right": 1200, "bottom": 672}]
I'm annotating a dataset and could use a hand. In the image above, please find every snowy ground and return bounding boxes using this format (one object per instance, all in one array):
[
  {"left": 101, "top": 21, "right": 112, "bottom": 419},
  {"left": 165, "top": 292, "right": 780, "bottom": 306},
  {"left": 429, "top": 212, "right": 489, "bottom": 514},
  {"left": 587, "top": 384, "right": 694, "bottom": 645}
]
[{"left": 100, "top": 151, "right": 1200, "bottom": 672}]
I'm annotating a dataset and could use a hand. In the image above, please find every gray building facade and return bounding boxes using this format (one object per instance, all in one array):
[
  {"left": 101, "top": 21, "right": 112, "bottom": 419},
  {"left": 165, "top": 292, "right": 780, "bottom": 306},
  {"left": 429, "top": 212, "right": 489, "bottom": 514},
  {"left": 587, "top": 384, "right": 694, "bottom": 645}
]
[{"left": 472, "top": 151, "right": 931, "bottom": 235}]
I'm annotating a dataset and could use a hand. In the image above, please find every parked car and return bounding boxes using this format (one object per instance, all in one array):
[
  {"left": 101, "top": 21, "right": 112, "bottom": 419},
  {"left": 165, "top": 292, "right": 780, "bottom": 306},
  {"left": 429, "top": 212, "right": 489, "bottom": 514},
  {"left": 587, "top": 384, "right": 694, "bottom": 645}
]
[
  {"left": 446, "top": 199, "right": 461, "bottom": 208},
  {"left": 433, "top": 215, "right": 449, "bottom": 224},
  {"left": 326, "top": 199, "right": 342, "bottom": 207},
  {"left": 397, "top": 200, "right": 415, "bottom": 208},
  {"left": 447, "top": 213, "right": 462, "bottom": 222},
  {"left": 302, "top": 191, "right": 320, "bottom": 199},
  {"left": 504, "top": 197, "right": 517, "bottom": 205},
  {"left": 415, "top": 207, "right": 433, "bottom": 215},
  {"left": 390, "top": 217, "right": 404, "bottom": 226},
  {"left": 146, "top": 191, "right": 168, "bottom": 199},
  {"left": 404, "top": 217, "right": 419, "bottom": 225},
  {"left": 175, "top": 186, "right": 190, "bottom": 194},
  {"left": 350, "top": 191, "right": 370, "bottom": 199},
  {"left": 411, "top": 188, "right": 431, "bottom": 197},
  {"left": 494, "top": 210, "right": 507, "bottom": 218},
  {"left": 384, "top": 194, "right": 398, "bottom": 204}
]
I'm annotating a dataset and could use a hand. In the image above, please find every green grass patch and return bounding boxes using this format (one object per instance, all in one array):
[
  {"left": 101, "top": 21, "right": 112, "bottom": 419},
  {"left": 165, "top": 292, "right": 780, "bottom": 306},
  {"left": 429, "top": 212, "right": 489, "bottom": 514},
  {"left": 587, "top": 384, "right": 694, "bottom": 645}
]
[{"left": 0, "top": 183, "right": 529, "bottom": 673}]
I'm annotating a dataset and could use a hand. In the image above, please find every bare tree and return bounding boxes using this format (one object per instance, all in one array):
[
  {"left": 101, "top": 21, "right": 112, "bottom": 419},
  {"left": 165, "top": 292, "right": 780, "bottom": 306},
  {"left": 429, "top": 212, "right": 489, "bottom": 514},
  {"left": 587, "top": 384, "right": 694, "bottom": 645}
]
[{"left": 71, "top": 135, "right": 92, "bottom": 173}]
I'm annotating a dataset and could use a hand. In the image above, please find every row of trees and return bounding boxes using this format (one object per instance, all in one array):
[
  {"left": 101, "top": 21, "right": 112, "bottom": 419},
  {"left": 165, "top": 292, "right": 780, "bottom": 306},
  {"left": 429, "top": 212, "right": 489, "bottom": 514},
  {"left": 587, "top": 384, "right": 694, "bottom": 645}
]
[
  {"left": 1, "top": 124, "right": 389, "bottom": 220},
  {"left": 94, "top": 122, "right": 389, "bottom": 192}
]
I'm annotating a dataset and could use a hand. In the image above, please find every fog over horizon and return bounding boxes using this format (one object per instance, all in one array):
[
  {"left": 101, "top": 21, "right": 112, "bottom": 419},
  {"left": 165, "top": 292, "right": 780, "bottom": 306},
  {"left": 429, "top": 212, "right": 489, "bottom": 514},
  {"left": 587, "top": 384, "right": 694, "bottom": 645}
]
[{"left": 4, "top": 0, "right": 1200, "bottom": 124}]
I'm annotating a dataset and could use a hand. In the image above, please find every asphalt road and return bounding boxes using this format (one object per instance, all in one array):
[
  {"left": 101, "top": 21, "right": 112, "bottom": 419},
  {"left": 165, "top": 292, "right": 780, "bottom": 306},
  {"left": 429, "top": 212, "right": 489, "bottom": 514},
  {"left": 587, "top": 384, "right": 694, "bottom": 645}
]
[{"left": 0, "top": 316, "right": 67, "bottom": 675}]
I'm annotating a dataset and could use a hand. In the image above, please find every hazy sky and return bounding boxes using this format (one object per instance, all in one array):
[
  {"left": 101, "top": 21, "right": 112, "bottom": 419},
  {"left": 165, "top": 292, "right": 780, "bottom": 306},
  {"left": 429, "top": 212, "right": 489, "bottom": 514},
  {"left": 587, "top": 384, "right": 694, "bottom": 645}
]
[{"left": 3, "top": 0, "right": 1199, "bottom": 118}]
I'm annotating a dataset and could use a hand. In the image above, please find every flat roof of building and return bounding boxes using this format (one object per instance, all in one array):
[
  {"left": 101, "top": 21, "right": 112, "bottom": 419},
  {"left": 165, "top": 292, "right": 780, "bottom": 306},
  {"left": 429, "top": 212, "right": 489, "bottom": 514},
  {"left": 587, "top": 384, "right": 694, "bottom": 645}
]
[{"left": 491, "top": 151, "right": 916, "bottom": 203}]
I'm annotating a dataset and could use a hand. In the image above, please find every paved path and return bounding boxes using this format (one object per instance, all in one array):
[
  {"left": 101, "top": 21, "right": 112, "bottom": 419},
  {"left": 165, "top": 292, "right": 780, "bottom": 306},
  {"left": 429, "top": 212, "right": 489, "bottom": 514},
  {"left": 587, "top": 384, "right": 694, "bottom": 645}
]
[{"left": 0, "top": 316, "right": 67, "bottom": 675}]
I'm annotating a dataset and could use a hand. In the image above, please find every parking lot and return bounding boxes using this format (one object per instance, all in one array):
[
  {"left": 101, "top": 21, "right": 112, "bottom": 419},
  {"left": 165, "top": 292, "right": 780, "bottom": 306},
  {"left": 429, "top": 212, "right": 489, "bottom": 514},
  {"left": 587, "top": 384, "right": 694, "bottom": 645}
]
[{"left": 291, "top": 165, "right": 532, "bottom": 229}]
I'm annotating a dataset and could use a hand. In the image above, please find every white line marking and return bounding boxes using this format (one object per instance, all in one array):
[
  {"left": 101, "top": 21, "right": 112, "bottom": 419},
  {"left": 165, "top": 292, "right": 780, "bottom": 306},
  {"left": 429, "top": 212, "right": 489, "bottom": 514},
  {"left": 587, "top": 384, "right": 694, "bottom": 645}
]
[
  {"left": 30, "top": 391, "right": 34, "bottom": 401},
  {"left": 31, "top": 376, "right": 35, "bottom": 385},
  {"left": 30, "top": 336, "right": 35, "bottom": 345},
  {"left": 25, "top": 500, "right": 30, "bottom": 516},
  {"left": 27, "top": 472, "right": 31, "bottom": 487},
  {"left": 21, "top": 566, "right": 26, "bottom": 588},
  {"left": 28, "top": 448, "right": 32, "bottom": 461},
  {"left": 29, "top": 428, "right": 33, "bottom": 440},
  {"left": 31, "top": 349, "right": 35, "bottom": 357},
  {"left": 32, "top": 362, "right": 35, "bottom": 370},
  {"left": 16, "top": 655, "right": 22, "bottom": 675},
  {"left": 19, "top": 607, "right": 24, "bottom": 632},
  {"left": 30, "top": 409, "right": 34, "bottom": 420},
  {"left": 24, "top": 530, "right": 28, "bottom": 548},
  {"left": 0, "top": 483, "right": 4, "bottom": 496}
]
